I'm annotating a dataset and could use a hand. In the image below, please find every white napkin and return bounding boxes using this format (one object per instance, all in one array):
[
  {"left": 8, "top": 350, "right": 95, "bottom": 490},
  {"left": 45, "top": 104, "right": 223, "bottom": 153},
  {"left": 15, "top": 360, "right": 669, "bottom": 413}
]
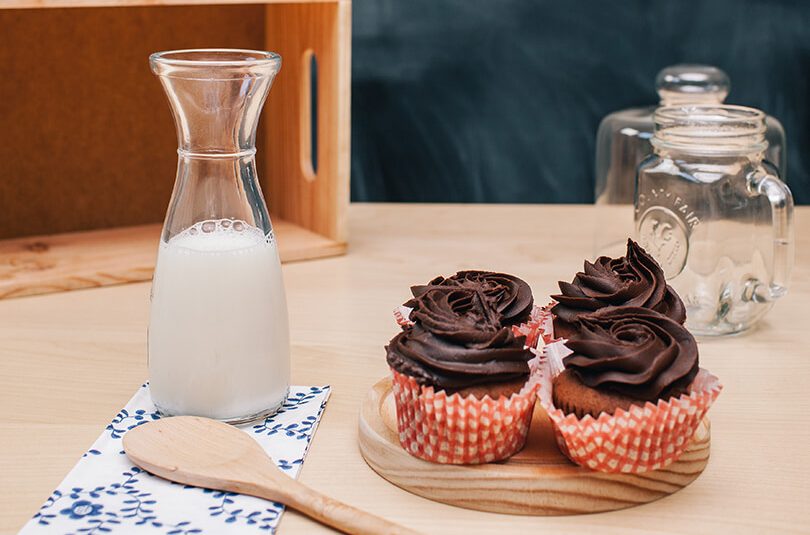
[{"left": 21, "top": 384, "right": 331, "bottom": 534}]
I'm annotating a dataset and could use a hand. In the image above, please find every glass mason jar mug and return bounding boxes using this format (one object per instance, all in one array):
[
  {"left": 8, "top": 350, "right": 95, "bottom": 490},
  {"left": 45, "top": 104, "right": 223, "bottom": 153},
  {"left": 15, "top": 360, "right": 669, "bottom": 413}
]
[
  {"left": 636, "top": 105, "right": 794, "bottom": 336},
  {"left": 594, "top": 64, "right": 787, "bottom": 259}
]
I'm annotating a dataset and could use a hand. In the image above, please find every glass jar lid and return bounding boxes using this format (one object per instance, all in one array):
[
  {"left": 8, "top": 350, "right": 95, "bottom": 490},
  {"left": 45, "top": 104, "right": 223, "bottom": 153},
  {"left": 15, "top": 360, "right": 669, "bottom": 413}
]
[{"left": 656, "top": 65, "right": 730, "bottom": 105}]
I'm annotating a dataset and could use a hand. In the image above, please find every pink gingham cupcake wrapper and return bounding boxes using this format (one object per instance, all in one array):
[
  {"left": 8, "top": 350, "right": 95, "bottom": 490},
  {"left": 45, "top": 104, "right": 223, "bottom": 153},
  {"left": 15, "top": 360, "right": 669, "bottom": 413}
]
[{"left": 390, "top": 365, "right": 540, "bottom": 464}]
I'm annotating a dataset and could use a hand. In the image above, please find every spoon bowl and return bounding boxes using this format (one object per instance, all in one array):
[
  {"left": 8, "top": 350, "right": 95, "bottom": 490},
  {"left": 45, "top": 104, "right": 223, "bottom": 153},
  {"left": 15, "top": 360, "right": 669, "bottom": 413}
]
[{"left": 124, "top": 416, "right": 418, "bottom": 535}]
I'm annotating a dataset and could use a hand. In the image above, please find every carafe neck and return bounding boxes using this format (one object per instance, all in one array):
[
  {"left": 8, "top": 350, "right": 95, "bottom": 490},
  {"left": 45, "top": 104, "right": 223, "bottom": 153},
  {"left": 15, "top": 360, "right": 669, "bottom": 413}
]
[{"left": 150, "top": 49, "right": 281, "bottom": 156}]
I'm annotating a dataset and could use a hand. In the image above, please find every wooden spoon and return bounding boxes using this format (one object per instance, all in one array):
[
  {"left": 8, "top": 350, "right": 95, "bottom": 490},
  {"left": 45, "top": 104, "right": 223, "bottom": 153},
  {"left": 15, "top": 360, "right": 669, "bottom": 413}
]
[{"left": 123, "top": 416, "right": 419, "bottom": 535}]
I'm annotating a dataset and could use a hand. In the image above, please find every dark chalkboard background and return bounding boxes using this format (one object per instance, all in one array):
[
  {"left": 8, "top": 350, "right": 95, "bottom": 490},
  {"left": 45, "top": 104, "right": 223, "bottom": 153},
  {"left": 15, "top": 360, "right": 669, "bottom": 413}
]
[{"left": 350, "top": 0, "right": 809, "bottom": 204}]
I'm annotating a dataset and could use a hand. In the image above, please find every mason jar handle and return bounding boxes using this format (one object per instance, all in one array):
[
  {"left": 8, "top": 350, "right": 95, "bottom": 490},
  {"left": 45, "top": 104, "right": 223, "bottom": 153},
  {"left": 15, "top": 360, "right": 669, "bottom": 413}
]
[{"left": 746, "top": 169, "right": 794, "bottom": 302}]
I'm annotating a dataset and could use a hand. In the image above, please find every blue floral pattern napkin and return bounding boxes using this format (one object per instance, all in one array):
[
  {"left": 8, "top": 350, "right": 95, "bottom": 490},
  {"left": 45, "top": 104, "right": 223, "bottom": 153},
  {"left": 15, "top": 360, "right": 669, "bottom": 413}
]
[{"left": 21, "top": 384, "right": 331, "bottom": 534}]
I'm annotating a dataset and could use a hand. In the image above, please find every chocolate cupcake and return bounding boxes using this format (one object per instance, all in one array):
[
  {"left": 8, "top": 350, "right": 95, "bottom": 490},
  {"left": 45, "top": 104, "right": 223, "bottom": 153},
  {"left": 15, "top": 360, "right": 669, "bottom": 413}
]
[
  {"left": 388, "top": 284, "right": 533, "bottom": 396},
  {"left": 551, "top": 239, "right": 685, "bottom": 339},
  {"left": 387, "top": 272, "right": 540, "bottom": 464},
  {"left": 541, "top": 305, "right": 721, "bottom": 473},
  {"left": 552, "top": 306, "right": 699, "bottom": 418}
]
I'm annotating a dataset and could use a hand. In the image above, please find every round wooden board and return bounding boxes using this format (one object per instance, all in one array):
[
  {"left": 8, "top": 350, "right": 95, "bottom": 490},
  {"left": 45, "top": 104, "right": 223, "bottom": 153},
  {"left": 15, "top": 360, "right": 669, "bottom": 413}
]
[{"left": 358, "top": 377, "right": 710, "bottom": 515}]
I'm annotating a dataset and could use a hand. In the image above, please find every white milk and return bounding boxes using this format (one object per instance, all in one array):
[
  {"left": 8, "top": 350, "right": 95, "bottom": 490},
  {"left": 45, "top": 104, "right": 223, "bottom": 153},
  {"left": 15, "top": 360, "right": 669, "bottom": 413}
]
[{"left": 148, "top": 219, "right": 290, "bottom": 422}]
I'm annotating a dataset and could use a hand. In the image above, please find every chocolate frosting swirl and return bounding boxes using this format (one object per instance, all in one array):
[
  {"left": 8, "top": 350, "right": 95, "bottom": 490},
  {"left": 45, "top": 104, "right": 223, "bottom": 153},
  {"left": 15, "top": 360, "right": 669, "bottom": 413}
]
[
  {"left": 387, "top": 285, "right": 533, "bottom": 389},
  {"left": 408, "top": 271, "right": 534, "bottom": 326},
  {"left": 551, "top": 239, "right": 686, "bottom": 331},
  {"left": 563, "top": 307, "right": 698, "bottom": 401}
]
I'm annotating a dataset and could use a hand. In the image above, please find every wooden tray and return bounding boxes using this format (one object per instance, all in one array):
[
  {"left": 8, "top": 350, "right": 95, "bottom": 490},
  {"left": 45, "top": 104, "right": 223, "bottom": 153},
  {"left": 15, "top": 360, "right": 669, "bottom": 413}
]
[{"left": 358, "top": 377, "right": 711, "bottom": 515}]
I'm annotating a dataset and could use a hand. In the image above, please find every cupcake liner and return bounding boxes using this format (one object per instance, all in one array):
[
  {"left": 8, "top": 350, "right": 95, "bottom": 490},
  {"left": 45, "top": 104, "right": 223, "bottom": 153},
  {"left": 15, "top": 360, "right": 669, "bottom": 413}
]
[
  {"left": 510, "top": 304, "right": 556, "bottom": 349},
  {"left": 391, "top": 364, "right": 541, "bottom": 464},
  {"left": 544, "top": 338, "right": 570, "bottom": 377},
  {"left": 538, "top": 351, "right": 722, "bottom": 473},
  {"left": 393, "top": 305, "right": 414, "bottom": 328}
]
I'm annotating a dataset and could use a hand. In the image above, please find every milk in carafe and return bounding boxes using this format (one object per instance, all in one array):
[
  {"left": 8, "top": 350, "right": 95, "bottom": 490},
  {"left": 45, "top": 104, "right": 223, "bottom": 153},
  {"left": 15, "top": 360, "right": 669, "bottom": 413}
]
[{"left": 148, "top": 220, "right": 290, "bottom": 422}]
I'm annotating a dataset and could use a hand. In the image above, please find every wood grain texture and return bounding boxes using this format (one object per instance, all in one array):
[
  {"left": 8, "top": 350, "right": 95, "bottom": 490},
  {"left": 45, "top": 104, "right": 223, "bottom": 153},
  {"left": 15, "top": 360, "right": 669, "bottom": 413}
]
[
  {"left": 0, "top": 5, "right": 264, "bottom": 239},
  {"left": 1, "top": 204, "right": 809, "bottom": 534},
  {"left": 0, "top": 219, "right": 346, "bottom": 299},
  {"left": 265, "top": 1, "right": 351, "bottom": 242},
  {"left": 359, "top": 377, "right": 709, "bottom": 516},
  {"left": 1, "top": 0, "right": 341, "bottom": 7},
  {"left": 124, "top": 416, "right": 420, "bottom": 535}
]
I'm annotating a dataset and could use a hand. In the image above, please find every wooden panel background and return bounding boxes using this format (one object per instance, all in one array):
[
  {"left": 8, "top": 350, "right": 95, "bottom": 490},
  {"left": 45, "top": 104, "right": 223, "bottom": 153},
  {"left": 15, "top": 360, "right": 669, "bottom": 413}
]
[
  {"left": 265, "top": 1, "right": 350, "bottom": 242},
  {"left": 0, "top": 5, "right": 269, "bottom": 240}
]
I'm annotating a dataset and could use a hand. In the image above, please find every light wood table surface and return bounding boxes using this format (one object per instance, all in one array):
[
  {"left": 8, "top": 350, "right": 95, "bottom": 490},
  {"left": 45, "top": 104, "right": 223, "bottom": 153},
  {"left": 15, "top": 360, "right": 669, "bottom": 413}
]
[{"left": 2, "top": 204, "right": 809, "bottom": 534}]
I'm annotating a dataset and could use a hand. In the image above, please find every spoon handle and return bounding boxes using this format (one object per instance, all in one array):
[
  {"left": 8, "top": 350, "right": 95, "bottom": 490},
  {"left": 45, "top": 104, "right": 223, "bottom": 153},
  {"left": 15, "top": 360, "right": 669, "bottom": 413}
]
[{"left": 255, "top": 478, "right": 420, "bottom": 535}]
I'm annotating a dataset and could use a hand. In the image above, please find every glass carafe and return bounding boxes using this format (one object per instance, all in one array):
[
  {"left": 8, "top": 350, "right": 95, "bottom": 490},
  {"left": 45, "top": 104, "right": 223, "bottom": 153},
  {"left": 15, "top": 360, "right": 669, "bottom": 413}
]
[
  {"left": 635, "top": 105, "right": 793, "bottom": 336},
  {"left": 147, "top": 49, "right": 290, "bottom": 423},
  {"left": 594, "top": 64, "right": 787, "bottom": 257}
]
